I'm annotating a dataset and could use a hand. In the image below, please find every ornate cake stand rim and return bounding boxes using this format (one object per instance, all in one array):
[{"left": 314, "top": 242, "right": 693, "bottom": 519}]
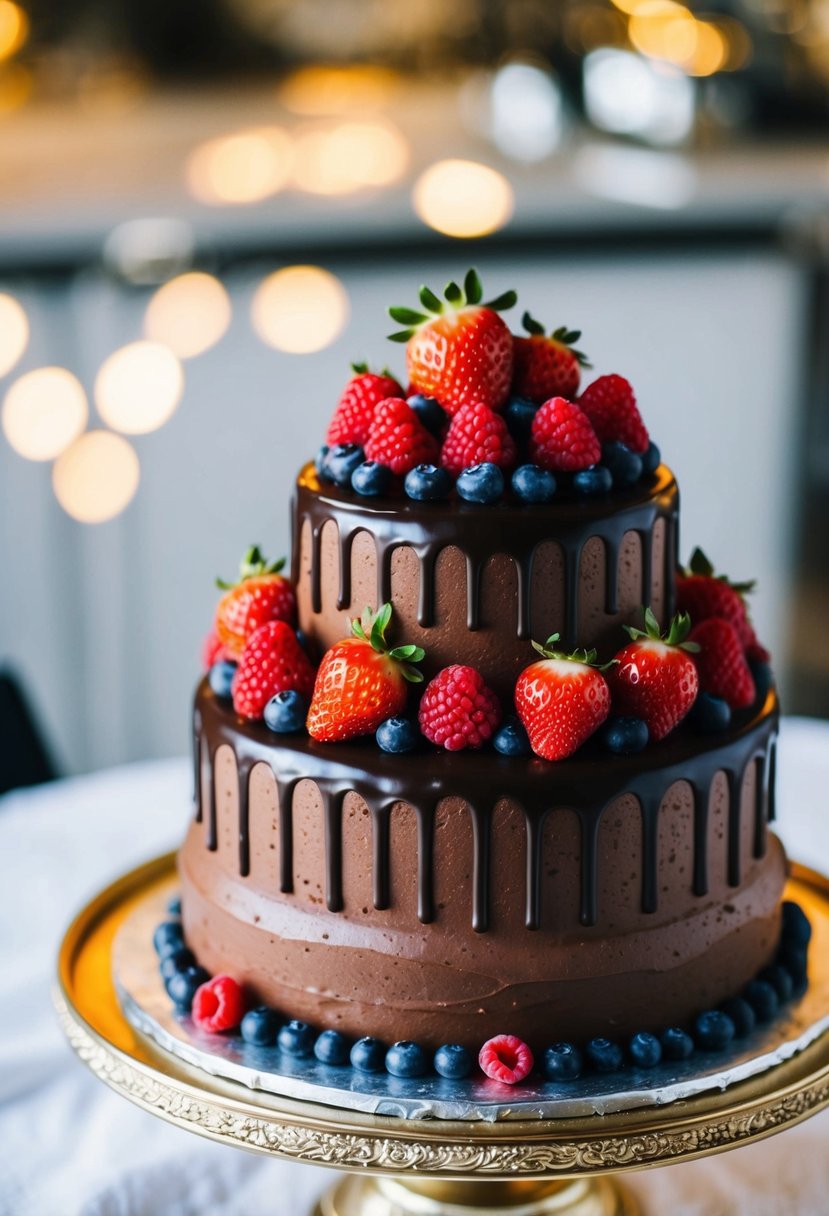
[{"left": 54, "top": 852, "right": 829, "bottom": 1181}]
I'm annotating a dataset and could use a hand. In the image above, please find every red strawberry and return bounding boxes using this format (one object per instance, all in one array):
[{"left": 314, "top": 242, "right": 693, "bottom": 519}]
[
  {"left": 690, "top": 618, "right": 756, "bottom": 709},
  {"left": 745, "top": 629, "right": 771, "bottom": 666},
  {"left": 511, "top": 312, "right": 590, "bottom": 403},
  {"left": 418, "top": 665, "right": 502, "bottom": 751},
  {"left": 364, "top": 397, "right": 440, "bottom": 475},
  {"left": 215, "top": 546, "right": 296, "bottom": 660},
  {"left": 201, "top": 627, "right": 230, "bottom": 670},
  {"left": 578, "top": 374, "right": 649, "bottom": 454},
  {"left": 439, "top": 401, "right": 517, "bottom": 476},
  {"left": 192, "top": 975, "right": 246, "bottom": 1033},
  {"left": 326, "top": 363, "right": 403, "bottom": 447},
  {"left": 607, "top": 608, "right": 699, "bottom": 741},
  {"left": 529, "top": 397, "right": 601, "bottom": 472},
  {"left": 514, "top": 636, "right": 612, "bottom": 761},
  {"left": 306, "top": 604, "right": 424, "bottom": 742},
  {"left": 675, "top": 548, "right": 756, "bottom": 648},
  {"left": 232, "top": 620, "right": 316, "bottom": 720},
  {"left": 388, "top": 269, "right": 516, "bottom": 415}
]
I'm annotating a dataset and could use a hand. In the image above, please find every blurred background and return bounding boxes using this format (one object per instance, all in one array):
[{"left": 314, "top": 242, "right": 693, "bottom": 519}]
[{"left": 1, "top": 0, "right": 828, "bottom": 786}]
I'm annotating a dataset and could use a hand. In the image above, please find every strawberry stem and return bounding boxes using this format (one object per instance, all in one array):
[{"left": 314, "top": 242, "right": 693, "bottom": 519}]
[
  {"left": 624, "top": 607, "right": 700, "bottom": 652},
  {"left": 387, "top": 270, "right": 517, "bottom": 342},
  {"left": 530, "top": 632, "right": 616, "bottom": 670},
  {"left": 351, "top": 603, "right": 425, "bottom": 683},
  {"left": 521, "top": 312, "right": 592, "bottom": 368},
  {"left": 682, "top": 547, "right": 756, "bottom": 597},
  {"left": 216, "top": 545, "right": 285, "bottom": 590}
]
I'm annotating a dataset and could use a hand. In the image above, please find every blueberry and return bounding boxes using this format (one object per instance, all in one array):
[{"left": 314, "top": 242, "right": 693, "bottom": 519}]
[
  {"left": 543, "top": 1042, "right": 583, "bottom": 1081},
  {"left": 263, "top": 689, "right": 307, "bottom": 734},
  {"left": 434, "top": 1043, "right": 472, "bottom": 1079},
  {"left": 327, "top": 443, "right": 365, "bottom": 488},
  {"left": 640, "top": 441, "right": 661, "bottom": 476},
  {"left": 456, "top": 462, "right": 504, "bottom": 504},
  {"left": 350, "top": 1036, "right": 386, "bottom": 1073},
  {"left": 744, "top": 979, "right": 779, "bottom": 1022},
  {"left": 166, "top": 965, "right": 210, "bottom": 1012},
  {"left": 694, "top": 1010, "right": 736, "bottom": 1051},
  {"left": 759, "top": 964, "right": 794, "bottom": 1002},
  {"left": 166, "top": 896, "right": 182, "bottom": 917},
  {"left": 315, "top": 444, "right": 333, "bottom": 482},
  {"left": 407, "top": 394, "right": 447, "bottom": 435},
  {"left": 749, "top": 659, "right": 773, "bottom": 701},
  {"left": 628, "top": 1031, "right": 662, "bottom": 1068},
  {"left": 278, "top": 1020, "right": 315, "bottom": 1057},
  {"left": 720, "top": 997, "right": 756, "bottom": 1038},
  {"left": 160, "top": 948, "right": 196, "bottom": 981},
  {"left": 511, "top": 464, "right": 557, "bottom": 505},
  {"left": 314, "top": 1029, "right": 351, "bottom": 1065},
  {"left": 602, "top": 442, "right": 643, "bottom": 488},
  {"left": 688, "top": 692, "right": 731, "bottom": 734},
  {"left": 385, "top": 1040, "right": 429, "bottom": 1078},
  {"left": 602, "top": 716, "right": 649, "bottom": 755},
  {"left": 153, "top": 921, "right": 185, "bottom": 959},
  {"left": 781, "top": 901, "right": 811, "bottom": 946},
  {"left": 493, "top": 717, "right": 531, "bottom": 757},
  {"left": 208, "top": 660, "right": 237, "bottom": 700},
  {"left": 660, "top": 1027, "right": 694, "bottom": 1061},
  {"left": 778, "top": 943, "right": 809, "bottom": 991},
  {"left": 351, "top": 460, "right": 392, "bottom": 497},
  {"left": 241, "top": 1007, "right": 280, "bottom": 1047},
  {"left": 503, "top": 396, "right": 538, "bottom": 444},
  {"left": 404, "top": 463, "right": 452, "bottom": 502},
  {"left": 585, "top": 1037, "right": 624, "bottom": 1074},
  {"left": 376, "top": 716, "right": 419, "bottom": 754},
  {"left": 573, "top": 465, "right": 613, "bottom": 496}
]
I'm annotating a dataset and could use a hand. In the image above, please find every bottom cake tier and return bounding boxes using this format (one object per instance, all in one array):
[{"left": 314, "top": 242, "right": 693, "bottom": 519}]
[{"left": 180, "top": 681, "right": 785, "bottom": 1051}]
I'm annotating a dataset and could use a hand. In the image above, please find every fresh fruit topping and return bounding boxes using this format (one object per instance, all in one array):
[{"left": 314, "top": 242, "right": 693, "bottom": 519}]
[
  {"left": 316, "top": 444, "right": 333, "bottom": 481},
  {"left": 153, "top": 921, "right": 184, "bottom": 958},
  {"left": 364, "top": 397, "right": 440, "bottom": 475},
  {"left": 687, "top": 691, "right": 732, "bottom": 734},
  {"left": 404, "top": 463, "right": 452, "bottom": 502},
  {"left": 202, "top": 628, "right": 230, "bottom": 670},
  {"left": 306, "top": 604, "right": 424, "bottom": 743},
  {"left": 693, "top": 1010, "right": 735, "bottom": 1052},
  {"left": 543, "top": 1042, "right": 583, "bottom": 1081},
  {"left": 240, "top": 1006, "right": 280, "bottom": 1046},
  {"left": 744, "top": 979, "right": 779, "bottom": 1022},
  {"left": 388, "top": 269, "right": 517, "bottom": 414},
  {"left": 720, "top": 997, "right": 756, "bottom": 1038},
  {"left": 314, "top": 1029, "right": 351, "bottom": 1065},
  {"left": 215, "top": 545, "right": 296, "bottom": 659},
  {"left": 434, "top": 1043, "right": 473, "bottom": 1079},
  {"left": 386, "top": 1041, "right": 429, "bottom": 1078},
  {"left": 512, "top": 313, "right": 590, "bottom": 402},
  {"left": 406, "top": 393, "right": 447, "bottom": 435},
  {"left": 573, "top": 465, "right": 613, "bottom": 496},
  {"left": 503, "top": 395, "right": 539, "bottom": 444},
  {"left": 530, "top": 397, "right": 601, "bottom": 472},
  {"left": 607, "top": 609, "right": 699, "bottom": 742},
  {"left": 759, "top": 964, "right": 793, "bottom": 1002},
  {"left": 628, "top": 1032, "right": 661, "bottom": 1068},
  {"left": 479, "top": 1034, "right": 534, "bottom": 1084},
  {"left": 440, "top": 401, "right": 517, "bottom": 476},
  {"left": 689, "top": 617, "right": 756, "bottom": 709},
  {"left": 493, "top": 716, "right": 532, "bottom": 756},
  {"left": 232, "top": 620, "right": 317, "bottom": 720},
  {"left": 456, "top": 462, "right": 505, "bottom": 504},
  {"left": 514, "top": 636, "right": 612, "bottom": 762},
  {"left": 326, "top": 364, "right": 403, "bottom": 447},
  {"left": 782, "top": 900, "right": 812, "bottom": 946},
  {"left": 418, "top": 664, "right": 502, "bottom": 751},
  {"left": 351, "top": 460, "right": 393, "bottom": 497},
  {"left": 350, "top": 1036, "right": 386, "bottom": 1073},
  {"left": 208, "top": 660, "right": 237, "bottom": 700},
  {"left": 511, "top": 464, "right": 557, "bottom": 504},
  {"left": 585, "top": 1037, "right": 624, "bottom": 1073},
  {"left": 660, "top": 1027, "right": 694, "bottom": 1060},
  {"left": 278, "top": 1019, "right": 315, "bottom": 1056},
  {"left": 160, "top": 948, "right": 196, "bottom": 981},
  {"left": 263, "top": 689, "right": 308, "bottom": 733},
  {"left": 745, "top": 631, "right": 772, "bottom": 666},
  {"left": 167, "top": 965, "right": 210, "bottom": 1012},
  {"left": 601, "top": 441, "right": 642, "bottom": 487},
  {"left": 676, "top": 547, "right": 757, "bottom": 649},
  {"left": 376, "top": 716, "right": 420, "bottom": 753},
  {"left": 192, "top": 974, "right": 246, "bottom": 1034},
  {"left": 166, "top": 895, "right": 182, "bottom": 917},
  {"left": 641, "top": 440, "right": 661, "bottom": 476},
  {"left": 326, "top": 442, "right": 366, "bottom": 488},
  {"left": 602, "top": 715, "right": 649, "bottom": 755},
  {"left": 578, "top": 374, "right": 649, "bottom": 454}
]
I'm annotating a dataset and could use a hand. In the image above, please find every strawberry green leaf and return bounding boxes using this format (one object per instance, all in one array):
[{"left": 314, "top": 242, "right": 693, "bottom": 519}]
[
  {"left": 522, "top": 311, "right": 546, "bottom": 336},
  {"left": 350, "top": 361, "right": 369, "bottom": 374},
  {"left": 389, "top": 306, "right": 427, "bottom": 326},
  {"left": 464, "top": 268, "right": 483, "bottom": 305},
  {"left": 389, "top": 644, "right": 425, "bottom": 661},
  {"left": 484, "top": 289, "right": 518, "bottom": 312},
  {"left": 419, "top": 284, "right": 443, "bottom": 314},
  {"left": 387, "top": 329, "right": 413, "bottom": 343},
  {"left": 401, "top": 666, "right": 425, "bottom": 684},
  {"left": 444, "top": 280, "right": 463, "bottom": 305}
]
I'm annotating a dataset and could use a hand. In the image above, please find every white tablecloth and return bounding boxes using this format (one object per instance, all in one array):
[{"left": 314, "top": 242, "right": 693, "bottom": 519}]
[{"left": 1, "top": 719, "right": 828, "bottom": 1216}]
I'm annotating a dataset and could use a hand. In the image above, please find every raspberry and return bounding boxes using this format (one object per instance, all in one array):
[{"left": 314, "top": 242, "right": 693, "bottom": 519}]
[
  {"left": 530, "top": 397, "right": 601, "bottom": 473},
  {"left": 201, "top": 627, "right": 229, "bottom": 670},
  {"left": 364, "top": 398, "right": 440, "bottom": 475},
  {"left": 479, "top": 1034, "right": 534, "bottom": 1084},
  {"left": 326, "top": 368, "right": 403, "bottom": 447},
  {"left": 418, "top": 665, "right": 501, "bottom": 751},
  {"left": 439, "top": 401, "right": 517, "bottom": 476},
  {"left": 191, "top": 974, "right": 246, "bottom": 1033},
  {"left": 232, "top": 620, "right": 317, "bottom": 720},
  {"left": 690, "top": 617, "right": 756, "bottom": 709},
  {"left": 578, "top": 375, "right": 649, "bottom": 454}
]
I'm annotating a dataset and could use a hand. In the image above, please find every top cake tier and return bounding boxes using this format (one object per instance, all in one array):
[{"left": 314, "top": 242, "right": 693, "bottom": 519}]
[{"left": 292, "top": 461, "right": 678, "bottom": 697}]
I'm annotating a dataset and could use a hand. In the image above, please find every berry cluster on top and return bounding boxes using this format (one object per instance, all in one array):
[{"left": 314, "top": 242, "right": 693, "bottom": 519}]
[{"left": 315, "top": 270, "right": 660, "bottom": 506}]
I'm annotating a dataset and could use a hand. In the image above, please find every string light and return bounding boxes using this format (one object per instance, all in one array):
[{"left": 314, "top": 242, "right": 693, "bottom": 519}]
[
  {"left": 2, "top": 367, "right": 87, "bottom": 461},
  {"left": 95, "top": 341, "right": 184, "bottom": 434},
  {"left": 278, "top": 65, "right": 397, "bottom": 116},
  {"left": 251, "top": 265, "right": 349, "bottom": 355},
  {"left": 292, "top": 120, "right": 409, "bottom": 195},
  {"left": 144, "top": 273, "right": 232, "bottom": 359},
  {"left": 0, "top": 2, "right": 27, "bottom": 62},
  {"left": 0, "top": 291, "right": 28, "bottom": 377},
  {"left": 186, "top": 127, "right": 293, "bottom": 206},
  {"left": 412, "top": 160, "right": 514, "bottom": 238},
  {"left": 52, "top": 431, "right": 139, "bottom": 524}
]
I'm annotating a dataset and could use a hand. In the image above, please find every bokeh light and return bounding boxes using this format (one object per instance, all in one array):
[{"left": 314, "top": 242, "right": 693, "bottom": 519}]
[
  {"left": 583, "top": 48, "right": 695, "bottom": 144},
  {"left": 2, "top": 368, "right": 87, "bottom": 461},
  {"left": 52, "top": 431, "right": 140, "bottom": 524},
  {"left": 186, "top": 127, "right": 293, "bottom": 206},
  {"left": 292, "top": 120, "right": 409, "bottom": 194},
  {"left": 278, "top": 65, "right": 397, "bottom": 115},
  {"left": 95, "top": 341, "right": 184, "bottom": 434},
  {"left": 0, "top": 2, "right": 27, "bottom": 61},
  {"left": 490, "top": 63, "right": 563, "bottom": 161},
  {"left": 144, "top": 272, "right": 232, "bottom": 359},
  {"left": 251, "top": 265, "right": 349, "bottom": 354},
  {"left": 0, "top": 291, "right": 29, "bottom": 377},
  {"left": 412, "top": 160, "right": 514, "bottom": 238}
]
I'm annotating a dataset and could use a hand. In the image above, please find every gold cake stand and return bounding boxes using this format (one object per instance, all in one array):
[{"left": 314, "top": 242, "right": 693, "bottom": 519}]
[{"left": 55, "top": 853, "right": 829, "bottom": 1216}]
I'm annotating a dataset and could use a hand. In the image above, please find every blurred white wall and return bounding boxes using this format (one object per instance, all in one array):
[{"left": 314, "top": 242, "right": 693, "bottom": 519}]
[{"left": 0, "top": 249, "right": 806, "bottom": 774}]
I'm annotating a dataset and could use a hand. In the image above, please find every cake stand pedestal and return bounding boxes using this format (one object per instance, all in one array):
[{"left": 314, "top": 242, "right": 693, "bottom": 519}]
[{"left": 55, "top": 854, "right": 829, "bottom": 1216}]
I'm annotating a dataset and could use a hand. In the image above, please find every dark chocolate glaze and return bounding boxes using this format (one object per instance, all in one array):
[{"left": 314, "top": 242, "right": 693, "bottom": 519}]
[
  {"left": 194, "top": 681, "right": 778, "bottom": 932},
  {"left": 291, "top": 463, "right": 679, "bottom": 647}
]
